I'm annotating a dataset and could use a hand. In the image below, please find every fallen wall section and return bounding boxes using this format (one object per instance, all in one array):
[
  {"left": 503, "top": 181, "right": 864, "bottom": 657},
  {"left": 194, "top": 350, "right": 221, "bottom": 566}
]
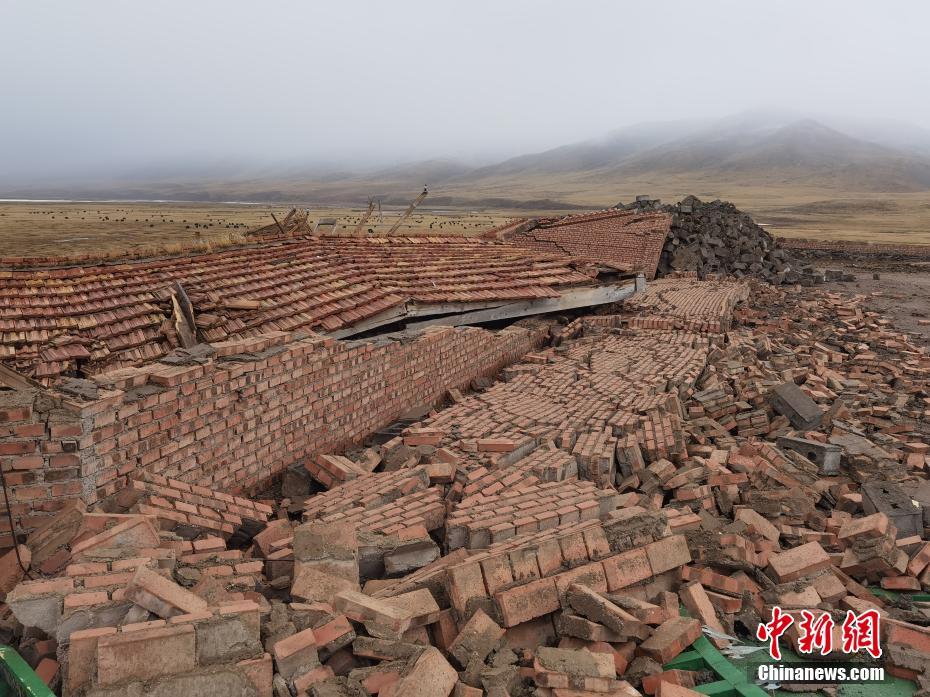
[
  {"left": 504, "top": 210, "right": 671, "bottom": 280},
  {"left": 0, "top": 322, "right": 549, "bottom": 545},
  {"left": 0, "top": 392, "right": 86, "bottom": 549}
]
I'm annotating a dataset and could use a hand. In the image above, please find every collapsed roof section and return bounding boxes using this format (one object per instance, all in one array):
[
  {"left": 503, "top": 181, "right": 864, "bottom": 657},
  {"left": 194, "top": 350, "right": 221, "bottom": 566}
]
[
  {"left": 0, "top": 235, "right": 639, "bottom": 384},
  {"left": 489, "top": 209, "right": 672, "bottom": 280}
]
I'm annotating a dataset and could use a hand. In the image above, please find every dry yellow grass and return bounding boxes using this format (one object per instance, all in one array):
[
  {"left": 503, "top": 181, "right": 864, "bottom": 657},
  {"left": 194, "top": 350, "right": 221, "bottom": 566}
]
[
  {"left": 0, "top": 202, "right": 516, "bottom": 258},
  {"left": 425, "top": 173, "right": 930, "bottom": 245},
  {"left": 3, "top": 177, "right": 929, "bottom": 259}
]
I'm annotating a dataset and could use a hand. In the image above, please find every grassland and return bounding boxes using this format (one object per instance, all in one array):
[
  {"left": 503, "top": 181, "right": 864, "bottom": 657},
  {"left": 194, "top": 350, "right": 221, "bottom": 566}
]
[
  {"left": 618, "top": 181, "right": 930, "bottom": 246},
  {"left": 425, "top": 172, "right": 930, "bottom": 245},
  {"left": 2, "top": 179, "right": 929, "bottom": 259},
  {"left": 0, "top": 202, "right": 516, "bottom": 258}
]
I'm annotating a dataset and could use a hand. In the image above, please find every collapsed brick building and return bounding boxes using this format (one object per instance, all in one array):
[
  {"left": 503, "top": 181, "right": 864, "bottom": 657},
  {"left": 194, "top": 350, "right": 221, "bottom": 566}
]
[
  {"left": 0, "top": 235, "right": 645, "bottom": 528},
  {"left": 488, "top": 210, "right": 671, "bottom": 281},
  {"left": 1, "top": 223, "right": 930, "bottom": 697}
]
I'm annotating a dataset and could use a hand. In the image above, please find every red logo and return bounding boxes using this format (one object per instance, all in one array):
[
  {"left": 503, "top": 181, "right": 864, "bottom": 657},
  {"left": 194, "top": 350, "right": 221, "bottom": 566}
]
[
  {"left": 756, "top": 606, "right": 794, "bottom": 660},
  {"left": 841, "top": 609, "right": 882, "bottom": 659},
  {"left": 758, "top": 607, "right": 881, "bottom": 660}
]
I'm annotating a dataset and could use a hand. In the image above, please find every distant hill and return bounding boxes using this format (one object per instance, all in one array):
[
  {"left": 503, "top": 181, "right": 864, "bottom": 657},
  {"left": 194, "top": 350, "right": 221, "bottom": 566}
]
[
  {"left": 616, "top": 119, "right": 930, "bottom": 190},
  {"left": 5, "top": 112, "right": 930, "bottom": 204},
  {"left": 450, "top": 116, "right": 930, "bottom": 195}
]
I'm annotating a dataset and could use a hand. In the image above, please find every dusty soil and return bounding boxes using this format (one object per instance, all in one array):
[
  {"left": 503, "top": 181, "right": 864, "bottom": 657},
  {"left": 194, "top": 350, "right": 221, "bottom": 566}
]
[{"left": 821, "top": 260, "right": 930, "bottom": 343}]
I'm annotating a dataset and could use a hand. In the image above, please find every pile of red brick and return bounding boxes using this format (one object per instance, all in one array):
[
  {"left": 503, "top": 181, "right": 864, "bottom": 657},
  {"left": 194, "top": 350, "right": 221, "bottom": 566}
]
[{"left": 2, "top": 275, "right": 930, "bottom": 697}]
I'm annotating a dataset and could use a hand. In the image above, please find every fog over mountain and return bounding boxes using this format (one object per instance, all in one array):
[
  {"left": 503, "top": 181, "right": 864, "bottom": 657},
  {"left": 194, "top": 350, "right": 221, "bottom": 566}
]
[
  {"left": 4, "top": 0, "right": 930, "bottom": 201},
  {"left": 6, "top": 111, "right": 930, "bottom": 204}
]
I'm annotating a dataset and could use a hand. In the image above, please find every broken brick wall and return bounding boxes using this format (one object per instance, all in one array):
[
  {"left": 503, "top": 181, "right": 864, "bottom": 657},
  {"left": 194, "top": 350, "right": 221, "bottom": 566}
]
[
  {"left": 0, "top": 393, "right": 87, "bottom": 549},
  {"left": 508, "top": 211, "right": 671, "bottom": 279},
  {"left": 0, "top": 323, "right": 548, "bottom": 545}
]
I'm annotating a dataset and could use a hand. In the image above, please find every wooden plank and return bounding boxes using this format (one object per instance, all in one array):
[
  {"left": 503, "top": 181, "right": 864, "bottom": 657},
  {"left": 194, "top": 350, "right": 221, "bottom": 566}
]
[
  {"left": 0, "top": 363, "right": 40, "bottom": 391},
  {"left": 171, "top": 282, "right": 198, "bottom": 349}
]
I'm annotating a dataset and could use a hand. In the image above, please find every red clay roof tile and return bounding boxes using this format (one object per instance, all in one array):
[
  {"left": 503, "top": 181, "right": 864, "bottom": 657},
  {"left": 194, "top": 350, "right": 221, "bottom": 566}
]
[{"left": 1, "top": 235, "right": 596, "bottom": 383}]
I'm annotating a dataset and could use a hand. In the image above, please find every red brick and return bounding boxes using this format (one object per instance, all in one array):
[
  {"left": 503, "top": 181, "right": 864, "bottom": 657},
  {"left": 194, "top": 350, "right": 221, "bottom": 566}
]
[
  {"left": 679, "top": 581, "right": 728, "bottom": 648},
  {"left": 602, "top": 548, "right": 652, "bottom": 591},
  {"left": 385, "top": 647, "right": 457, "bottom": 697},
  {"left": 881, "top": 576, "right": 921, "bottom": 591},
  {"left": 476, "top": 438, "right": 517, "bottom": 453},
  {"left": 124, "top": 565, "right": 209, "bottom": 618},
  {"left": 639, "top": 617, "right": 702, "bottom": 663},
  {"left": 837, "top": 513, "right": 891, "bottom": 545},
  {"left": 0, "top": 441, "right": 36, "bottom": 455},
  {"left": 646, "top": 535, "right": 691, "bottom": 574},
  {"left": 767, "top": 542, "right": 831, "bottom": 582},
  {"left": 67, "top": 627, "right": 116, "bottom": 694},
  {"left": 64, "top": 591, "right": 109, "bottom": 609},
  {"left": 0, "top": 408, "right": 31, "bottom": 423},
  {"left": 34, "top": 657, "right": 59, "bottom": 687},
  {"left": 273, "top": 627, "right": 319, "bottom": 679},
  {"left": 237, "top": 654, "right": 273, "bottom": 697},
  {"left": 907, "top": 542, "right": 930, "bottom": 577},
  {"left": 886, "top": 620, "right": 930, "bottom": 655},
  {"left": 495, "top": 577, "right": 560, "bottom": 627}
]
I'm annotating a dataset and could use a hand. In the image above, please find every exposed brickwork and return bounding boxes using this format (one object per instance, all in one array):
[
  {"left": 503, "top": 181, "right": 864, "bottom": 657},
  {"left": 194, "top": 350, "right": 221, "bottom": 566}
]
[
  {"left": 301, "top": 467, "right": 432, "bottom": 523},
  {"left": 0, "top": 323, "right": 547, "bottom": 543},
  {"left": 418, "top": 325, "right": 716, "bottom": 481},
  {"left": 0, "top": 396, "right": 87, "bottom": 548},
  {"left": 12, "top": 273, "right": 930, "bottom": 693},
  {"left": 68, "top": 600, "right": 263, "bottom": 694},
  {"left": 505, "top": 210, "right": 671, "bottom": 279},
  {"left": 623, "top": 277, "right": 750, "bottom": 333},
  {"left": 446, "top": 480, "right": 619, "bottom": 549},
  {"left": 109, "top": 469, "right": 273, "bottom": 538}
]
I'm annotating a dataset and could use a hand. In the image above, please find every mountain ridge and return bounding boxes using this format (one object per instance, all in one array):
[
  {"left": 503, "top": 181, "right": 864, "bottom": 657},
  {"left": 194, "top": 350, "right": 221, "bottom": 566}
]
[{"left": 4, "top": 112, "right": 930, "bottom": 202}]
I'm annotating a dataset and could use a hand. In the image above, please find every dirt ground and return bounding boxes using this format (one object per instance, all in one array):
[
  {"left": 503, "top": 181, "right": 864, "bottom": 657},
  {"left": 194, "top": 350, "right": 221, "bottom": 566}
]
[{"left": 820, "top": 260, "right": 930, "bottom": 343}]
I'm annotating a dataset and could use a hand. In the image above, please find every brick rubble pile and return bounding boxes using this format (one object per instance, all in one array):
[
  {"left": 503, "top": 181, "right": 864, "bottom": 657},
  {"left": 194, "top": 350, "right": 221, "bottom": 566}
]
[
  {"left": 620, "top": 196, "right": 808, "bottom": 284},
  {"left": 2, "top": 276, "right": 930, "bottom": 696}
]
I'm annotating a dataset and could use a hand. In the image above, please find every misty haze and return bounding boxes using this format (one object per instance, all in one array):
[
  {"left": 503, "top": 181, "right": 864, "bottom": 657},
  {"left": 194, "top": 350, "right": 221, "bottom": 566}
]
[
  {"left": 4, "top": 1, "right": 930, "bottom": 256},
  {"left": 2, "top": 7, "right": 930, "bottom": 696}
]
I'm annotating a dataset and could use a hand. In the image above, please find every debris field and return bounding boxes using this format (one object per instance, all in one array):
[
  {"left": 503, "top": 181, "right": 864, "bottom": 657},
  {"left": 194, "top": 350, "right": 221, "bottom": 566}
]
[{"left": 2, "top": 263, "right": 930, "bottom": 697}]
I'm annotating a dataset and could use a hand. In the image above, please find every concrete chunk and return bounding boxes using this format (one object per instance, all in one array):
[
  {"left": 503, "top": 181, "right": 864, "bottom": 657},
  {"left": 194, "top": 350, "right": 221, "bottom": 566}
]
[
  {"left": 776, "top": 436, "right": 841, "bottom": 474},
  {"left": 862, "top": 481, "right": 922, "bottom": 539},
  {"left": 96, "top": 624, "right": 196, "bottom": 686},
  {"left": 770, "top": 382, "right": 823, "bottom": 430}
]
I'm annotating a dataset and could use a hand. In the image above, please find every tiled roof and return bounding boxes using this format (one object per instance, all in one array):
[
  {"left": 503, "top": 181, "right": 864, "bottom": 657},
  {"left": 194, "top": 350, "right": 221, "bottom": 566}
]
[
  {"left": 0, "top": 235, "right": 597, "bottom": 383},
  {"left": 504, "top": 209, "right": 671, "bottom": 279}
]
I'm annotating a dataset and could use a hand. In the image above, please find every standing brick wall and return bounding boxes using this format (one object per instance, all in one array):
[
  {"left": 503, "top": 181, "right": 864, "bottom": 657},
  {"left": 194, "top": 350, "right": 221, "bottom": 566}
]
[
  {"left": 0, "top": 397, "right": 87, "bottom": 548},
  {"left": 0, "top": 323, "right": 548, "bottom": 544}
]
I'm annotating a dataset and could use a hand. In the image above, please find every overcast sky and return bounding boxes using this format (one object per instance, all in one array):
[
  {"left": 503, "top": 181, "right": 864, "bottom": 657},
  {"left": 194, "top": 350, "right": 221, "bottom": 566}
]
[{"left": 3, "top": 0, "right": 930, "bottom": 182}]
